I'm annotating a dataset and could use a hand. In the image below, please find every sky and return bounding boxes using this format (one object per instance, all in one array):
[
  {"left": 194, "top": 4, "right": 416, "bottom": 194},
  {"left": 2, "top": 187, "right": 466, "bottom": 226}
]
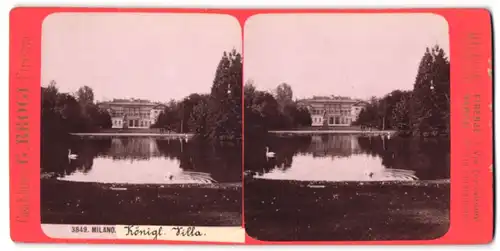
[
  {"left": 244, "top": 13, "right": 450, "bottom": 100},
  {"left": 41, "top": 13, "right": 241, "bottom": 102}
]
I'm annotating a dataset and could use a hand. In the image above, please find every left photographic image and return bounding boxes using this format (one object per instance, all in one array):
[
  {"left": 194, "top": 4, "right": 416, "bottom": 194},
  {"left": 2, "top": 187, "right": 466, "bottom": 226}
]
[{"left": 40, "top": 12, "right": 243, "bottom": 239}]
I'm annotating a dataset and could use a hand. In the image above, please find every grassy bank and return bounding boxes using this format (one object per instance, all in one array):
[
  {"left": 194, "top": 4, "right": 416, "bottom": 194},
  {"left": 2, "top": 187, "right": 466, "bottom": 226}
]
[
  {"left": 41, "top": 179, "right": 241, "bottom": 226},
  {"left": 244, "top": 178, "right": 449, "bottom": 241}
]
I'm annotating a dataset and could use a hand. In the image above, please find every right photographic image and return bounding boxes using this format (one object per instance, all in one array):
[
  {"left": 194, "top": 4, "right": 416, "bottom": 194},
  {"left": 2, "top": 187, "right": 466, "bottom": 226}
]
[{"left": 243, "top": 13, "right": 451, "bottom": 241}]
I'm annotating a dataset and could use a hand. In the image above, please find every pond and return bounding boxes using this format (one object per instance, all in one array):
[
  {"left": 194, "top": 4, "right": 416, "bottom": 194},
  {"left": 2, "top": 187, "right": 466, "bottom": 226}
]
[
  {"left": 41, "top": 136, "right": 242, "bottom": 185},
  {"left": 245, "top": 134, "right": 450, "bottom": 182}
]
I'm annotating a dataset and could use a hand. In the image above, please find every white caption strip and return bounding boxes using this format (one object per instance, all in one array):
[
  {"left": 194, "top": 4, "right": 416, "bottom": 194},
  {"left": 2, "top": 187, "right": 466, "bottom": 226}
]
[{"left": 41, "top": 224, "right": 245, "bottom": 243}]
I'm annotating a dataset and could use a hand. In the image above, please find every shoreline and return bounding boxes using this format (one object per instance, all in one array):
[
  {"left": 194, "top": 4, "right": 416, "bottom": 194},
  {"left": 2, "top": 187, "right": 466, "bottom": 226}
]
[
  {"left": 44, "top": 178, "right": 242, "bottom": 189},
  {"left": 247, "top": 177, "right": 450, "bottom": 187},
  {"left": 69, "top": 132, "right": 194, "bottom": 138},
  {"left": 268, "top": 130, "right": 396, "bottom": 135}
]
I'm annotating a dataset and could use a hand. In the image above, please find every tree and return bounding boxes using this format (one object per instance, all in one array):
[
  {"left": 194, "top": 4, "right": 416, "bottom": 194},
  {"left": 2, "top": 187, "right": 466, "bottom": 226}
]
[
  {"left": 180, "top": 93, "right": 208, "bottom": 133},
  {"left": 282, "top": 103, "right": 312, "bottom": 128},
  {"left": 205, "top": 49, "right": 242, "bottom": 141},
  {"left": 392, "top": 91, "right": 412, "bottom": 133},
  {"left": 188, "top": 95, "right": 210, "bottom": 137},
  {"left": 253, "top": 91, "right": 281, "bottom": 129},
  {"left": 74, "top": 85, "right": 112, "bottom": 131},
  {"left": 370, "top": 90, "right": 408, "bottom": 130},
  {"left": 275, "top": 83, "right": 293, "bottom": 110},
  {"left": 410, "top": 45, "right": 450, "bottom": 136},
  {"left": 42, "top": 82, "right": 65, "bottom": 138},
  {"left": 244, "top": 80, "right": 257, "bottom": 107},
  {"left": 97, "top": 110, "right": 112, "bottom": 129},
  {"left": 296, "top": 107, "right": 312, "bottom": 127},
  {"left": 42, "top": 81, "right": 59, "bottom": 111},
  {"left": 244, "top": 81, "right": 267, "bottom": 137},
  {"left": 85, "top": 103, "right": 102, "bottom": 129},
  {"left": 42, "top": 81, "right": 114, "bottom": 135},
  {"left": 76, "top": 86, "right": 95, "bottom": 105},
  {"left": 244, "top": 80, "right": 312, "bottom": 135},
  {"left": 56, "top": 92, "right": 85, "bottom": 132},
  {"left": 355, "top": 99, "right": 380, "bottom": 128},
  {"left": 153, "top": 103, "right": 181, "bottom": 132}
]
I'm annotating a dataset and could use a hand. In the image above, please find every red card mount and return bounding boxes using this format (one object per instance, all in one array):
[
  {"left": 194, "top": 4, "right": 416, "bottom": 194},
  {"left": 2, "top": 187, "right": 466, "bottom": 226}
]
[{"left": 9, "top": 7, "right": 493, "bottom": 245}]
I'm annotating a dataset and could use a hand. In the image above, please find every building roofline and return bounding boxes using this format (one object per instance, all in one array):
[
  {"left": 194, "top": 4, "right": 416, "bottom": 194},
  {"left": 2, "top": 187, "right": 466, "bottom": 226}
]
[
  {"left": 97, "top": 101, "right": 164, "bottom": 106},
  {"left": 151, "top": 104, "right": 167, "bottom": 109},
  {"left": 297, "top": 99, "right": 363, "bottom": 104}
]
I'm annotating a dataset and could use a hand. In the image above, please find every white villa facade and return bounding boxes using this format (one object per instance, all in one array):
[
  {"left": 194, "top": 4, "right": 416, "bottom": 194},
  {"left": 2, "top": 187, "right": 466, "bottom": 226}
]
[
  {"left": 297, "top": 96, "right": 367, "bottom": 127},
  {"left": 97, "top": 99, "right": 166, "bottom": 129}
]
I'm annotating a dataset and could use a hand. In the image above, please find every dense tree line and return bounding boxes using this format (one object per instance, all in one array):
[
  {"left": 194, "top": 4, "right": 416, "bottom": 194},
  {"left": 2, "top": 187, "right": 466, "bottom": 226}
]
[
  {"left": 354, "top": 45, "right": 450, "bottom": 137},
  {"left": 41, "top": 81, "right": 112, "bottom": 139},
  {"left": 151, "top": 94, "right": 210, "bottom": 133},
  {"left": 353, "top": 91, "right": 412, "bottom": 130},
  {"left": 153, "top": 49, "right": 242, "bottom": 143},
  {"left": 244, "top": 82, "right": 312, "bottom": 138}
]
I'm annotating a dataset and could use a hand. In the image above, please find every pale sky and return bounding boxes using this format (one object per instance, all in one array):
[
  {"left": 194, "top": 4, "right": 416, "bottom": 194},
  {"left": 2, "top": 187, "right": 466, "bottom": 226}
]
[
  {"left": 244, "top": 13, "right": 450, "bottom": 100},
  {"left": 41, "top": 13, "right": 241, "bottom": 102}
]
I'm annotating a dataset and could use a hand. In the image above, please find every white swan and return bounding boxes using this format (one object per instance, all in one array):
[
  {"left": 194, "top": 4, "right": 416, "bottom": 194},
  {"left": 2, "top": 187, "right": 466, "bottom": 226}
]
[
  {"left": 68, "top": 149, "right": 78, "bottom": 160},
  {"left": 265, "top": 147, "right": 275, "bottom": 158}
]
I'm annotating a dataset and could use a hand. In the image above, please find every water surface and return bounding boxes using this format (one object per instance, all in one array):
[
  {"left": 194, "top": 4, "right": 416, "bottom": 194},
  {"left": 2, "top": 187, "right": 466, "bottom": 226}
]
[
  {"left": 41, "top": 137, "right": 241, "bottom": 185},
  {"left": 246, "top": 134, "right": 449, "bottom": 182}
]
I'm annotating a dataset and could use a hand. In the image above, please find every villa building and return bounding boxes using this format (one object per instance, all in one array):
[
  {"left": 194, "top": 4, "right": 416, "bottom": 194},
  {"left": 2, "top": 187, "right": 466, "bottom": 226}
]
[
  {"left": 97, "top": 99, "right": 166, "bottom": 129},
  {"left": 297, "top": 96, "right": 367, "bottom": 127}
]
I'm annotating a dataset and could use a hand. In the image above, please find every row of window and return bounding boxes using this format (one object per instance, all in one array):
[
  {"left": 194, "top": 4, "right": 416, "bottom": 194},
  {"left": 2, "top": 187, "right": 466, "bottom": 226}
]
[
  {"left": 329, "top": 117, "right": 351, "bottom": 125},
  {"left": 111, "top": 112, "right": 151, "bottom": 118},
  {"left": 326, "top": 104, "right": 344, "bottom": 109},
  {"left": 111, "top": 109, "right": 162, "bottom": 118},
  {"left": 311, "top": 109, "right": 352, "bottom": 116},
  {"left": 312, "top": 116, "right": 352, "bottom": 125},
  {"left": 113, "top": 119, "right": 152, "bottom": 127}
]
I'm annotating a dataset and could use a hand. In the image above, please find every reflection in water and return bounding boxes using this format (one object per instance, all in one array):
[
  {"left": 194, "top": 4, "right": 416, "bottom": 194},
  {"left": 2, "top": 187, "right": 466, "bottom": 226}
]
[
  {"left": 109, "top": 138, "right": 162, "bottom": 160},
  {"left": 246, "top": 134, "right": 449, "bottom": 182},
  {"left": 254, "top": 154, "right": 418, "bottom": 181},
  {"left": 41, "top": 137, "right": 241, "bottom": 184},
  {"left": 58, "top": 157, "right": 216, "bottom": 184}
]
